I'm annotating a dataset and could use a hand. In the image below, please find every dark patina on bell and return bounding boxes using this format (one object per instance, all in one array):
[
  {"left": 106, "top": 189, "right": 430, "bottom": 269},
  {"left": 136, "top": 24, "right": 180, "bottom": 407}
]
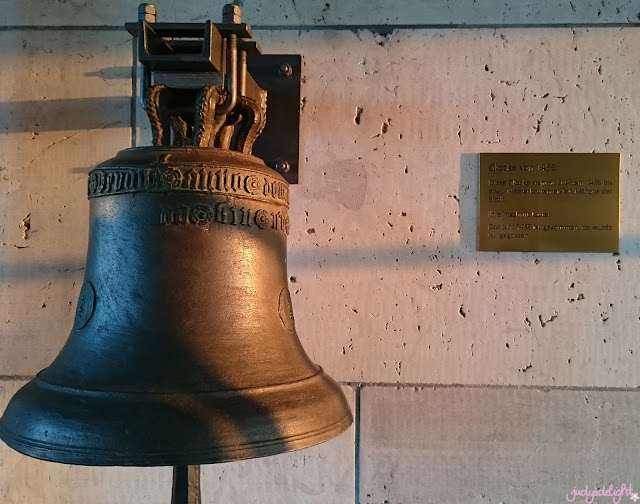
[{"left": 0, "top": 4, "right": 351, "bottom": 470}]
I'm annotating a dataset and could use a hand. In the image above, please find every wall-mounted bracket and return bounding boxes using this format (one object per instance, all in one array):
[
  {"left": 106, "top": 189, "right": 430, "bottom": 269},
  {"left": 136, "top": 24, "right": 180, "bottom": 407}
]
[
  {"left": 126, "top": 3, "right": 302, "bottom": 183},
  {"left": 247, "top": 54, "right": 302, "bottom": 184}
]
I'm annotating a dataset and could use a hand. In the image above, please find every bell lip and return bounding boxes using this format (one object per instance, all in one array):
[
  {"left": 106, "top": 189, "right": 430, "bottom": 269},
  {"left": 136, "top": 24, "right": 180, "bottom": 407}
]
[
  {"left": 0, "top": 368, "right": 353, "bottom": 467},
  {"left": 94, "top": 146, "right": 286, "bottom": 183},
  {"left": 0, "top": 413, "right": 352, "bottom": 467}
]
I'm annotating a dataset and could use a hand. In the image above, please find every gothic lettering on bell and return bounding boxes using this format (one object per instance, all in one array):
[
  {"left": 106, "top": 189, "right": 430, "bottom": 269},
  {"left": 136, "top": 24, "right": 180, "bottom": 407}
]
[
  {"left": 159, "top": 205, "right": 171, "bottom": 224},
  {"left": 215, "top": 169, "right": 226, "bottom": 191},
  {"left": 240, "top": 207, "right": 252, "bottom": 227},
  {"left": 262, "top": 179, "right": 289, "bottom": 202},
  {"left": 270, "top": 211, "right": 290, "bottom": 234},
  {"left": 215, "top": 203, "right": 229, "bottom": 224},
  {"left": 148, "top": 168, "right": 160, "bottom": 189},
  {"left": 230, "top": 206, "right": 243, "bottom": 226},
  {"left": 208, "top": 169, "right": 254, "bottom": 197},
  {"left": 181, "top": 169, "right": 198, "bottom": 191},
  {"left": 272, "top": 212, "right": 281, "bottom": 232},
  {"left": 105, "top": 172, "right": 124, "bottom": 192},
  {"left": 222, "top": 169, "right": 230, "bottom": 191},
  {"left": 88, "top": 169, "right": 144, "bottom": 197},
  {"left": 160, "top": 204, "right": 190, "bottom": 225},
  {"left": 196, "top": 168, "right": 207, "bottom": 191},
  {"left": 88, "top": 171, "right": 102, "bottom": 195},
  {"left": 230, "top": 172, "right": 243, "bottom": 192},
  {"left": 88, "top": 167, "right": 288, "bottom": 205},
  {"left": 175, "top": 205, "right": 190, "bottom": 225},
  {"left": 211, "top": 169, "right": 243, "bottom": 192},
  {"left": 159, "top": 203, "right": 288, "bottom": 234},
  {"left": 123, "top": 171, "right": 140, "bottom": 192}
]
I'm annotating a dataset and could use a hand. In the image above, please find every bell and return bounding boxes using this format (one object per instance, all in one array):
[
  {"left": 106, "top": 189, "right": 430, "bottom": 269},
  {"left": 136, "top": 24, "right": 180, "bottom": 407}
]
[{"left": 0, "top": 4, "right": 351, "bottom": 471}]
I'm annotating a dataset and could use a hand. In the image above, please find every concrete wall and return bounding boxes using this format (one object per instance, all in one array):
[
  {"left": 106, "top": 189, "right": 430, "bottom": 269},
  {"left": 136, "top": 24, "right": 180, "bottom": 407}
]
[{"left": 1, "top": 1, "right": 639, "bottom": 502}]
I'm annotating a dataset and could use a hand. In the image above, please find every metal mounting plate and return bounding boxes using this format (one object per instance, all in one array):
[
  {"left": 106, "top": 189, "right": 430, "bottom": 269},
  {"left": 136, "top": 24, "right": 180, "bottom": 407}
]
[{"left": 248, "top": 54, "right": 302, "bottom": 184}]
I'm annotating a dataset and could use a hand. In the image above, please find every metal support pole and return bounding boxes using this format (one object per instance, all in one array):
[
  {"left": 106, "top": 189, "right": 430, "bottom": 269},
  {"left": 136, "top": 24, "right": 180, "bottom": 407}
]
[{"left": 171, "top": 465, "right": 201, "bottom": 504}]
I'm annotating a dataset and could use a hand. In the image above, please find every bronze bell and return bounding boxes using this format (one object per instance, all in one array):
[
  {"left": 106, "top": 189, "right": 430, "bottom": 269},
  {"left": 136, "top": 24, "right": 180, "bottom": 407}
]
[{"left": 0, "top": 2, "right": 351, "bottom": 478}]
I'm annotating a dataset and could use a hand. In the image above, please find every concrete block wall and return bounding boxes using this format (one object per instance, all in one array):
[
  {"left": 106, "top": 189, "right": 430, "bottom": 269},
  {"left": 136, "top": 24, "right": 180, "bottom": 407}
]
[{"left": 1, "top": 1, "right": 639, "bottom": 502}]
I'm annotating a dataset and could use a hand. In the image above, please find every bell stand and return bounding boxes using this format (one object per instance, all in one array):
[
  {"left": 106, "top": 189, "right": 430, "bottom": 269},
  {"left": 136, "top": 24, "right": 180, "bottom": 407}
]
[
  {"left": 126, "top": 5, "right": 303, "bottom": 502},
  {"left": 172, "top": 466, "right": 201, "bottom": 504}
]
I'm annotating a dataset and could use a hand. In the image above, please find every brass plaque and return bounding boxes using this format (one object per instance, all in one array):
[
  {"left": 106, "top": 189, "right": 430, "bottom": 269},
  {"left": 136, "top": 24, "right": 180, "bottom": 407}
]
[{"left": 479, "top": 153, "right": 620, "bottom": 252}]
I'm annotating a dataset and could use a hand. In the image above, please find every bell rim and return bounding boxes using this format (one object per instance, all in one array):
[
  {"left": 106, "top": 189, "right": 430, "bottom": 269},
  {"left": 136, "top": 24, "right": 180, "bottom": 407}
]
[
  {"left": 0, "top": 369, "right": 353, "bottom": 467},
  {"left": 0, "top": 414, "right": 352, "bottom": 467}
]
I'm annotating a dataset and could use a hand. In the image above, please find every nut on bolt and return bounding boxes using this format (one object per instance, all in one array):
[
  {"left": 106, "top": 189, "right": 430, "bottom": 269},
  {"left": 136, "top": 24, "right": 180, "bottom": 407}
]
[
  {"left": 138, "top": 3, "right": 157, "bottom": 22},
  {"left": 279, "top": 63, "right": 293, "bottom": 78},
  {"left": 222, "top": 4, "right": 242, "bottom": 24},
  {"left": 275, "top": 160, "right": 291, "bottom": 173}
]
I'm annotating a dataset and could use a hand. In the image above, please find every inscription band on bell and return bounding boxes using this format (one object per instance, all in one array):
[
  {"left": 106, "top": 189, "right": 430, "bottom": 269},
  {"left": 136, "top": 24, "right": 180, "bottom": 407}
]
[
  {"left": 160, "top": 203, "right": 290, "bottom": 234},
  {"left": 88, "top": 165, "right": 290, "bottom": 206}
]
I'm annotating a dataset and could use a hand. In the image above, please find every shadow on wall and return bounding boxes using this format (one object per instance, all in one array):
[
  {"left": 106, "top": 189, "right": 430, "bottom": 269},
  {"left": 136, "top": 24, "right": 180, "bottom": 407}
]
[
  {"left": 0, "top": 154, "right": 629, "bottom": 280},
  {"left": 0, "top": 240, "right": 629, "bottom": 281},
  {"left": 0, "top": 97, "right": 130, "bottom": 133},
  {"left": 0, "top": 110, "right": 631, "bottom": 281}
]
